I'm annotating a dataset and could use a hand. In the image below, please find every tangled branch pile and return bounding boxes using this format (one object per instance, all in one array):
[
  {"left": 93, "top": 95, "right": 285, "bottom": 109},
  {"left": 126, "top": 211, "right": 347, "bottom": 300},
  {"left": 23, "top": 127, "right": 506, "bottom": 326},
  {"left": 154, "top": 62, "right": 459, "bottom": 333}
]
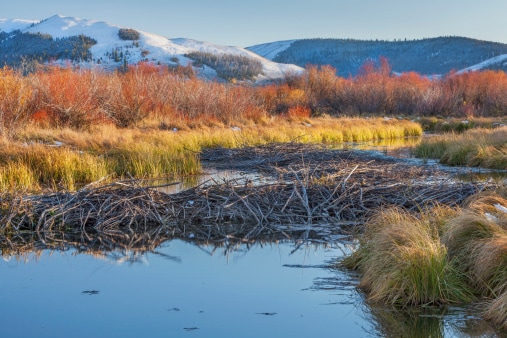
[{"left": 0, "top": 146, "right": 489, "bottom": 253}]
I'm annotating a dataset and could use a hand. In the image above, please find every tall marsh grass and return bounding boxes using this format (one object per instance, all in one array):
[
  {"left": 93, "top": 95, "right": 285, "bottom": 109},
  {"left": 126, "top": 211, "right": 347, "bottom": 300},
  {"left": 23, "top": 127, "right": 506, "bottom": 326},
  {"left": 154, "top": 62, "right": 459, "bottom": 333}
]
[
  {"left": 0, "top": 144, "right": 107, "bottom": 191},
  {"left": 343, "top": 191, "right": 507, "bottom": 330},
  {"left": 0, "top": 117, "right": 421, "bottom": 192},
  {"left": 413, "top": 127, "right": 507, "bottom": 169},
  {"left": 343, "top": 207, "right": 473, "bottom": 306}
]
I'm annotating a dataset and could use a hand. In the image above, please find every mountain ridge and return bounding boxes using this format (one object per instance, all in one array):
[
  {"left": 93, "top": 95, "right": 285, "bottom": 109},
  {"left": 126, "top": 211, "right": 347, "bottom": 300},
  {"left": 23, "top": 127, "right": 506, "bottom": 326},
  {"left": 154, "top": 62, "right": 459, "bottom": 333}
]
[
  {"left": 247, "top": 37, "right": 507, "bottom": 76},
  {"left": 1, "top": 15, "right": 507, "bottom": 79},
  {"left": 0, "top": 15, "right": 303, "bottom": 82}
]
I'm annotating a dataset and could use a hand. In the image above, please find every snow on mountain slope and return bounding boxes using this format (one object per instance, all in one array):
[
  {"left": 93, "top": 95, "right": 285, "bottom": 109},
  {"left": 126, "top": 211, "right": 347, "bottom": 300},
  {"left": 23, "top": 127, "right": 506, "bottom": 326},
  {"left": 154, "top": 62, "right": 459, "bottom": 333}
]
[
  {"left": 23, "top": 15, "right": 137, "bottom": 64},
  {"left": 0, "top": 18, "right": 37, "bottom": 32},
  {"left": 246, "top": 40, "right": 296, "bottom": 60},
  {"left": 457, "top": 54, "right": 507, "bottom": 73},
  {"left": 0, "top": 15, "right": 303, "bottom": 82},
  {"left": 172, "top": 38, "right": 303, "bottom": 80}
]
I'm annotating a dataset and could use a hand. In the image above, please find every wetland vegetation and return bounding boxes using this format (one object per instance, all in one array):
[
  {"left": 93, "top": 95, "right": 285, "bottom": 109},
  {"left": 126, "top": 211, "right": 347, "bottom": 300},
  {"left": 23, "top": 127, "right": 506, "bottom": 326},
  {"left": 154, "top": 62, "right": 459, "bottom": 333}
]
[{"left": 1, "top": 61, "right": 507, "bottom": 333}]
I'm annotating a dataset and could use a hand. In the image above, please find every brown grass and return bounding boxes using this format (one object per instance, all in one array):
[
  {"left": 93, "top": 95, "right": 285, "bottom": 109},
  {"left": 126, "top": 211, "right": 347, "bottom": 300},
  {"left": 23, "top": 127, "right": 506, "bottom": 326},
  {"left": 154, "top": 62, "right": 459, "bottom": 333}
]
[
  {"left": 484, "top": 291, "right": 507, "bottom": 330},
  {"left": 344, "top": 190, "right": 507, "bottom": 330},
  {"left": 344, "top": 208, "right": 473, "bottom": 307}
]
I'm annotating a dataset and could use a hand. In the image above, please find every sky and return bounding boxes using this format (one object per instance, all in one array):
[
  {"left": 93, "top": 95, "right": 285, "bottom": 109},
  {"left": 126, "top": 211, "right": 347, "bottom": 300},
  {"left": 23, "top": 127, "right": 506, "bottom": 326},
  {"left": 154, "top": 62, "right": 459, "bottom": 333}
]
[{"left": 2, "top": 0, "right": 507, "bottom": 47}]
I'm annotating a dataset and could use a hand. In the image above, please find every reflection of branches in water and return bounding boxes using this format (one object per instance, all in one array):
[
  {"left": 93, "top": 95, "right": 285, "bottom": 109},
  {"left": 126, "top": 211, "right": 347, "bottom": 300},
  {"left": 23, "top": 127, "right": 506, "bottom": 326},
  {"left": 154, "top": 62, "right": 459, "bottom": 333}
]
[
  {"left": 358, "top": 302, "right": 498, "bottom": 338},
  {"left": 105, "top": 251, "right": 150, "bottom": 266},
  {"left": 0, "top": 144, "right": 494, "bottom": 262},
  {"left": 151, "top": 250, "right": 182, "bottom": 264},
  {"left": 1, "top": 164, "right": 488, "bottom": 251},
  {"left": 0, "top": 226, "right": 335, "bottom": 265}
]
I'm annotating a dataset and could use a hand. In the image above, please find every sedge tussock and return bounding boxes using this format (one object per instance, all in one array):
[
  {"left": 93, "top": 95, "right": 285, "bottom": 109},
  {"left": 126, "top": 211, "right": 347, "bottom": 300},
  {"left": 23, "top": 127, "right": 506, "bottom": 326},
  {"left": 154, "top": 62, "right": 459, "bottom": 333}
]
[
  {"left": 472, "top": 236, "right": 507, "bottom": 296},
  {"left": 345, "top": 208, "right": 474, "bottom": 307},
  {"left": 414, "top": 127, "right": 507, "bottom": 169},
  {"left": 484, "top": 291, "right": 507, "bottom": 330},
  {"left": 344, "top": 190, "right": 507, "bottom": 330}
]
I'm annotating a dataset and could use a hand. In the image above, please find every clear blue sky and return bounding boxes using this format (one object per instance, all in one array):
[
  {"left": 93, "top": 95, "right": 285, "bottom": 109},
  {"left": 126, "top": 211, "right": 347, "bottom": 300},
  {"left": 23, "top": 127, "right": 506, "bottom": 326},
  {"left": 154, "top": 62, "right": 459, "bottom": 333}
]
[{"left": 3, "top": 0, "right": 506, "bottom": 47}]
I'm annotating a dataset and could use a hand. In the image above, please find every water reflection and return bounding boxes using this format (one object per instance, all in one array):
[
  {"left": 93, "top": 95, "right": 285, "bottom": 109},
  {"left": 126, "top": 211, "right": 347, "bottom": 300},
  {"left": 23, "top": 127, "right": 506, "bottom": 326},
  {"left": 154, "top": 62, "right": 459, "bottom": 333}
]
[
  {"left": 335, "top": 136, "right": 423, "bottom": 158},
  {"left": 312, "top": 266, "right": 502, "bottom": 338},
  {"left": 1, "top": 240, "right": 372, "bottom": 338},
  {"left": 1, "top": 236, "right": 503, "bottom": 337},
  {"left": 359, "top": 305, "right": 499, "bottom": 338}
]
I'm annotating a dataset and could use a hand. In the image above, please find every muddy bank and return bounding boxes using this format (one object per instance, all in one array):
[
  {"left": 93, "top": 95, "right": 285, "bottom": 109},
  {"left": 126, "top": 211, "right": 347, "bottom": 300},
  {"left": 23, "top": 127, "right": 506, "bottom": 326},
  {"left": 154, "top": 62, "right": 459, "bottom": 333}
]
[{"left": 0, "top": 143, "right": 493, "bottom": 254}]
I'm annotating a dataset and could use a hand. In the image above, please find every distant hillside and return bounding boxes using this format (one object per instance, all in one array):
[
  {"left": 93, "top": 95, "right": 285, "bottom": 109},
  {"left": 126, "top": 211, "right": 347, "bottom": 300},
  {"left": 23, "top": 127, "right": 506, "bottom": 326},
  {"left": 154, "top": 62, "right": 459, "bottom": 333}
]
[
  {"left": 0, "top": 15, "right": 303, "bottom": 83},
  {"left": 3, "top": 15, "right": 507, "bottom": 80},
  {"left": 0, "top": 30, "right": 96, "bottom": 67},
  {"left": 248, "top": 37, "right": 507, "bottom": 76}
]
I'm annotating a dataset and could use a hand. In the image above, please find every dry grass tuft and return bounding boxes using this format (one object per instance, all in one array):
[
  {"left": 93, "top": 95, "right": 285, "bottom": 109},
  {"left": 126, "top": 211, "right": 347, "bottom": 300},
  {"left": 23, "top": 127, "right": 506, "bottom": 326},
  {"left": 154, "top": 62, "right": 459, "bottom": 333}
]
[
  {"left": 344, "top": 189, "right": 507, "bottom": 330},
  {"left": 484, "top": 291, "right": 507, "bottom": 330},
  {"left": 344, "top": 208, "right": 474, "bottom": 307}
]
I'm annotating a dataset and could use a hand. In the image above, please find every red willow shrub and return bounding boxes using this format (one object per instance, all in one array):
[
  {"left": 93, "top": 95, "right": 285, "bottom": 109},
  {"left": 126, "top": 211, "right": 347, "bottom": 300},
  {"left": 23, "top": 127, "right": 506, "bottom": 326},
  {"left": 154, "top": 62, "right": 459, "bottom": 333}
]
[
  {"left": 0, "top": 67, "right": 38, "bottom": 137},
  {"left": 0, "top": 61, "right": 506, "bottom": 138},
  {"left": 33, "top": 67, "right": 108, "bottom": 129},
  {"left": 294, "top": 60, "right": 507, "bottom": 118}
]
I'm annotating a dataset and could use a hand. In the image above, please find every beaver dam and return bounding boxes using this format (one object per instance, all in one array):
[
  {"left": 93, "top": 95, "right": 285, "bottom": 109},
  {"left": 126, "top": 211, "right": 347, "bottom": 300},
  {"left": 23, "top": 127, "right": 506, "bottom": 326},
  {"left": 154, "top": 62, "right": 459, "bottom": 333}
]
[{"left": 0, "top": 143, "right": 494, "bottom": 254}]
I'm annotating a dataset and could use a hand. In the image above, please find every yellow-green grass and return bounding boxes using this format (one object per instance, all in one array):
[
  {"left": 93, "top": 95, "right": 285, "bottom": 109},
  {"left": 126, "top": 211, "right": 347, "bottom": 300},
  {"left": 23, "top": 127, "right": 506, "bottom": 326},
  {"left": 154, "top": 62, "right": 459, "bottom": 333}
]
[
  {"left": 342, "top": 191, "right": 507, "bottom": 330},
  {"left": 413, "top": 127, "right": 507, "bottom": 169},
  {"left": 105, "top": 141, "right": 201, "bottom": 178},
  {"left": 419, "top": 117, "right": 507, "bottom": 133},
  {"left": 1, "top": 117, "right": 422, "bottom": 192},
  {"left": 0, "top": 144, "right": 108, "bottom": 191},
  {"left": 342, "top": 207, "right": 473, "bottom": 307}
]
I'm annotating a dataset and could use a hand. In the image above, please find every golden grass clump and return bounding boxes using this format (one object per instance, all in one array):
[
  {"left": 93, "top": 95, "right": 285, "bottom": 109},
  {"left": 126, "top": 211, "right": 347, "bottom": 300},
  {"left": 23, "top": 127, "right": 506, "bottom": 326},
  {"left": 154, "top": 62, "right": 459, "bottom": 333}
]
[
  {"left": 442, "top": 194, "right": 507, "bottom": 297},
  {"left": 343, "top": 208, "right": 474, "bottom": 307},
  {"left": 414, "top": 127, "right": 507, "bottom": 169},
  {"left": 484, "top": 291, "right": 507, "bottom": 330},
  {"left": 344, "top": 191, "right": 507, "bottom": 330},
  {"left": 472, "top": 236, "right": 507, "bottom": 296},
  {"left": 442, "top": 212, "right": 505, "bottom": 260}
]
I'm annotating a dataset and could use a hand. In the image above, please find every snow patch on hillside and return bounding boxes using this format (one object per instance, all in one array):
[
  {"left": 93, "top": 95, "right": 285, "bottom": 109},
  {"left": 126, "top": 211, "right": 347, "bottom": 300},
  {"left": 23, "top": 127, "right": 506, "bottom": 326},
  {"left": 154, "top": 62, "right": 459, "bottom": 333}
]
[
  {"left": 457, "top": 54, "right": 507, "bottom": 73},
  {"left": 0, "top": 14, "right": 303, "bottom": 82},
  {"left": 0, "top": 18, "right": 37, "bottom": 32},
  {"left": 246, "top": 40, "right": 296, "bottom": 60}
]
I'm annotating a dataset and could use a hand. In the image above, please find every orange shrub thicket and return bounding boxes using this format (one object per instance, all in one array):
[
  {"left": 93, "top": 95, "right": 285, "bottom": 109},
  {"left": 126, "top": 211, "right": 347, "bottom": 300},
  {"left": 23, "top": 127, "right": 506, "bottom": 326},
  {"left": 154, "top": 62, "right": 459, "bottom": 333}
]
[
  {"left": 0, "top": 60, "right": 506, "bottom": 138},
  {"left": 289, "top": 60, "right": 507, "bottom": 118},
  {"left": 0, "top": 67, "right": 38, "bottom": 137},
  {"left": 34, "top": 67, "right": 108, "bottom": 129}
]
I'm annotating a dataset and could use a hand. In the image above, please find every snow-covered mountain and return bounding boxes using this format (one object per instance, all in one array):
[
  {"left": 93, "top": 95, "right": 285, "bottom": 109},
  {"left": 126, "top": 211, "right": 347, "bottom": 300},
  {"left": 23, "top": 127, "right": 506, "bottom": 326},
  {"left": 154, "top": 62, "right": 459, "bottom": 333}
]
[
  {"left": 0, "top": 15, "right": 303, "bottom": 83},
  {"left": 248, "top": 37, "right": 507, "bottom": 76},
  {"left": 0, "top": 18, "right": 37, "bottom": 32},
  {"left": 3, "top": 15, "right": 506, "bottom": 80}
]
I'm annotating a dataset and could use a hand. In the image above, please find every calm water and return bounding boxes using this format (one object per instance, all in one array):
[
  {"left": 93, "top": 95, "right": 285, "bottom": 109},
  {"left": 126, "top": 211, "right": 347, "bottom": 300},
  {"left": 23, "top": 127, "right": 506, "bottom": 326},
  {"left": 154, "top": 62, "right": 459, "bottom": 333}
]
[
  {"left": 1, "top": 240, "right": 500, "bottom": 338},
  {"left": 2, "top": 139, "right": 505, "bottom": 338}
]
